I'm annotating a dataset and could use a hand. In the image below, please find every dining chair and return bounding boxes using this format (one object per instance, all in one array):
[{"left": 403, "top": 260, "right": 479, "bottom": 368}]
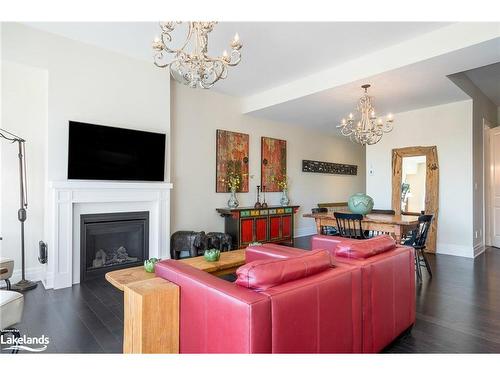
[
  {"left": 403, "top": 214, "right": 433, "bottom": 283},
  {"left": 334, "top": 212, "right": 366, "bottom": 239}
]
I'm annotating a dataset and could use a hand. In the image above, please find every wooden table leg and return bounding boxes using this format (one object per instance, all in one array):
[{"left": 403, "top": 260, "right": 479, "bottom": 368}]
[
  {"left": 315, "top": 218, "right": 322, "bottom": 234},
  {"left": 394, "top": 226, "right": 402, "bottom": 244},
  {"left": 123, "top": 277, "right": 179, "bottom": 353}
]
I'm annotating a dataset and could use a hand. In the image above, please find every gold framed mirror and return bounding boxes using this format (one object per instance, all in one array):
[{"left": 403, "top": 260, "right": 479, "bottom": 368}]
[{"left": 392, "top": 146, "right": 439, "bottom": 252}]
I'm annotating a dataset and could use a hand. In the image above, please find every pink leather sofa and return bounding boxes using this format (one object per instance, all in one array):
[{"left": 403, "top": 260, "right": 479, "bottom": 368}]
[
  {"left": 155, "top": 249, "right": 362, "bottom": 353},
  {"left": 155, "top": 235, "right": 415, "bottom": 353},
  {"left": 311, "top": 235, "right": 416, "bottom": 353}
]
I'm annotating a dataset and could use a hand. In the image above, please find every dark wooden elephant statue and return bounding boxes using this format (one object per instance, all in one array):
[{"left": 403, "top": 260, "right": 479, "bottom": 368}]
[
  {"left": 170, "top": 231, "right": 209, "bottom": 259},
  {"left": 207, "top": 232, "right": 232, "bottom": 252}
]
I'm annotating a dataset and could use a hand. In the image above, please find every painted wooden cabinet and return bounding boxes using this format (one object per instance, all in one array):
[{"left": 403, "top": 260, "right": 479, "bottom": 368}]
[{"left": 216, "top": 206, "right": 300, "bottom": 249}]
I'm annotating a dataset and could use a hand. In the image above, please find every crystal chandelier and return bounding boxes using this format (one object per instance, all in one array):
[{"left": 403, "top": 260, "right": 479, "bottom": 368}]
[
  {"left": 337, "top": 84, "right": 394, "bottom": 145},
  {"left": 152, "top": 22, "right": 242, "bottom": 89}
]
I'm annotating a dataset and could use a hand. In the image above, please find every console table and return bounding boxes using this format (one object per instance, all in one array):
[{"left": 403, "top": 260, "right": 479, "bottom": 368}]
[
  {"left": 216, "top": 205, "right": 300, "bottom": 249},
  {"left": 105, "top": 249, "right": 246, "bottom": 354}
]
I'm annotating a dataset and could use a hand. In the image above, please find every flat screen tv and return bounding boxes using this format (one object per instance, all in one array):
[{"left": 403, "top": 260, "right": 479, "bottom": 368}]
[{"left": 68, "top": 121, "right": 166, "bottom": 181}]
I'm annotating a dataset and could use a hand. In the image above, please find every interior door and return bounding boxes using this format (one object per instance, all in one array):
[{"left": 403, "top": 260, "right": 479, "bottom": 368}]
[{"left": 490, "top": 127, "right": 500, "bottom": 247}]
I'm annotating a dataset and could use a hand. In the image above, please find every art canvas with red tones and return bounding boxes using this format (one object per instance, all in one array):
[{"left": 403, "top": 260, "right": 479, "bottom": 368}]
[
  {"left": 216, "top": 129, "right": 249, "bottom": 192},
  {"left": 261, "top": 137, "right": 287, "bottom": 192}
]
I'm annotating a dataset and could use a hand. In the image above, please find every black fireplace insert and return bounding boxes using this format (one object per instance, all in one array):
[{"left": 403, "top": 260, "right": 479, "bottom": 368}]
[{"left": 80, "top": 211, "right": 149, "bottom": 282}]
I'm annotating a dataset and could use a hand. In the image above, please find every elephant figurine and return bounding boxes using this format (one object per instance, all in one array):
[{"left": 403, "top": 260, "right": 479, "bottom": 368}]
[
  {"left": 207, "top": 232, "right": 232, "bottom": 252},
  {"left": 170, "top": 231, "right": 209, "bottom": 260}
]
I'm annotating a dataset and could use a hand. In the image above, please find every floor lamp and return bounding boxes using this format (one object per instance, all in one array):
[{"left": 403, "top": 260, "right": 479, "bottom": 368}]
[{"left": 0, "top": 128, "right": 37, "bottom": 291}]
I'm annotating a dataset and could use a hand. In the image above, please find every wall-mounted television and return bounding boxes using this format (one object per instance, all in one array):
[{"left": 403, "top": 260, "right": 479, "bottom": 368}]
[{"left": 68, "top": 121, "right": 166, "bottom": 181}]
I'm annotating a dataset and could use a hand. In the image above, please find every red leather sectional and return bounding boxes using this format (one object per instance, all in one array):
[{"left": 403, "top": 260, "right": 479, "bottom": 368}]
[
  {"left": 155, "top": 235, "right": 415, "bottom": 353},
  {"left": 311, "top": 235, "right": 416, "bottom": 353}
]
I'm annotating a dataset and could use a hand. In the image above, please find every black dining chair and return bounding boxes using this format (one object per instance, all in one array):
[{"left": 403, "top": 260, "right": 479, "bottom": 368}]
[
  {"left": 403, "top": 214, "right": 433, "bottom": 283},
  {"left": 334, "top": 212, "right": 366, "bottom": 239}
]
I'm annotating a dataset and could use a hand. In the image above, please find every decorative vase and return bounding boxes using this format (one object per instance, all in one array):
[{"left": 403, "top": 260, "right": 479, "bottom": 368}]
[
  {"left": 144, "top": 258, "right": 159, "bottom": 273},
  {"left": 280, "top": 188, "right": 290, "bottom": 206},
  {"left": 204, "top": 249, "right": 221, "bottom": 262},
  {"left": 348, "top": 193, "right": 374, "bottom": 215},
  {"left": 228, "top": 188, "right": 239, "bottom": 208}
]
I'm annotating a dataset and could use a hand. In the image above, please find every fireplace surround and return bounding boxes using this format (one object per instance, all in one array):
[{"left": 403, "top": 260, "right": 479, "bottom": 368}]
[
  {"left": 80, "top": 211, "right": 149, "bottom": 282},
  {"left": 45, "top": 181, "right": 172, "bottom": 289}
]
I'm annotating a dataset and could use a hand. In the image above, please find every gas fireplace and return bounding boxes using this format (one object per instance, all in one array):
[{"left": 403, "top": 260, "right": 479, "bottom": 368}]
[{"left": 80, "top": 211, "right": 149, "bottom": 282}]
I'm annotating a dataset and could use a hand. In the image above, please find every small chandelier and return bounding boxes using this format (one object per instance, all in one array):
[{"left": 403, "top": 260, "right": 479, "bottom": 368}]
[
  {"left": 152, "top": 22, "right": 242, "bottom": 89},
  {"left": 337, "top": 84, "right": 394, "bottom": 145}
]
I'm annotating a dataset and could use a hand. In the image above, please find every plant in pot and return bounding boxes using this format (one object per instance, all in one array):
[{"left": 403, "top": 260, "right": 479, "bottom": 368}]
[
  {"left": 272, "top": 174, "right": 290, "bottom": 206},
  {"left": 220, "top": 170, "right": 246, "bottom": 209}
]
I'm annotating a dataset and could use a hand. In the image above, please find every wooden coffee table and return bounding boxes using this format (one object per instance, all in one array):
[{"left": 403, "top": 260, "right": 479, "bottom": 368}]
[{"left": 105, "top": 249, "right": 246, "bottom": 354}]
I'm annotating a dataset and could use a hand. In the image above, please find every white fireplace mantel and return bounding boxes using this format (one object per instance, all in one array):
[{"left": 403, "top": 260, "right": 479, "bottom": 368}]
[{"left": 44, "top": 180, "right": 173, "bottom": 289}]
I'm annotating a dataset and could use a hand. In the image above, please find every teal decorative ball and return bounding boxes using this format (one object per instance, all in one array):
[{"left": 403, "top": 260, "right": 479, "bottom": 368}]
[{"left": 348, "top": 193, "right": 374, "bottom": 215}]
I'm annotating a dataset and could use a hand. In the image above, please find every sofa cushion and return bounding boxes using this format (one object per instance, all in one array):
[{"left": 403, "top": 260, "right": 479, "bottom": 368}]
[
  {"left": 335, "top": 235, "right": 396, "bottom": 259},
  {"left": 236, "top": 249, "right": 332, "bottom": 291}
]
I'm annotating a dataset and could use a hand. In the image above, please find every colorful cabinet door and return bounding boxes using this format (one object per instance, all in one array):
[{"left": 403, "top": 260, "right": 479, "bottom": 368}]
[
  {"left": 269, "top": 216, "right": 281, "bottom": 240},
  {"left": 240, "top": 218, "right": 254, "bottom": 245},
  {"left": 282, "top": 215, "right": 292, "bottom": 238},
  {"left": 255, "top": 218, "right": 268, "bottom": 242}
]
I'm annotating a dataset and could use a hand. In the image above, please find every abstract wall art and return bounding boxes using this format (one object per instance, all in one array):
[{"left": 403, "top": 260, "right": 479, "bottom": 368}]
[
  {"left": 261, "top": 137, "right": 287, "bottom": 192},
  {"left": 302, "top": 159, "right": 357, "bottom": 175},
  {"left": 216, "top": 129, "right": 249, "bottom": 192}
]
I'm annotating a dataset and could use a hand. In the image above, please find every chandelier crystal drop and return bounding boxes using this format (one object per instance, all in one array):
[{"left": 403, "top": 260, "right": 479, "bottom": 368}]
[
  {"left": 152, "top": 21, "right": 242, "bottom": 89},
  {"left": 337, "top": 84, "right": 394, "bottom": 146}
]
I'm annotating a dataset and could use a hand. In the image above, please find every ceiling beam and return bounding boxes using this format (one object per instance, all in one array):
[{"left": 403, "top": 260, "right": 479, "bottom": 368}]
[{"left": 241, "top": 22, "right": 500, "bottom": 114}]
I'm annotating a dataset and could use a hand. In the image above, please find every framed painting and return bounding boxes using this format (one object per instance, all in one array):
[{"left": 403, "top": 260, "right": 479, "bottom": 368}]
[
  {"left": 261, "top": 137, "right": 287, "bottom": 192},
  {"left": 216, "top": 129, "right": 249, "bottom": 193}
]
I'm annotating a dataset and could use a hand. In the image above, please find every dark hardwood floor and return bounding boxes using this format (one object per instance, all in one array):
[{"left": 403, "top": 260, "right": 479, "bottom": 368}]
[{"left": 4, "top": 237, "right": 500, "bottom": 353}]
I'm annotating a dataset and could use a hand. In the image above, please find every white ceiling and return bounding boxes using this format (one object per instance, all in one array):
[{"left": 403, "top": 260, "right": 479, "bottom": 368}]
[
  {"left": 248, "top": 37, "right": 500, "bottom": 132},
  {"left": 26, "top": 22, "right": 450, "bottom": 97},
  {"left": 24, "top": 22, "right": 500, "bottom": 132},
  {"left": 464, "top": 62, "right": 500, "bottom": 105}
]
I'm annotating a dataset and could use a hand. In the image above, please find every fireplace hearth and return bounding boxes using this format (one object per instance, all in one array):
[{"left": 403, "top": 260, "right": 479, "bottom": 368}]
[{"left": 80, "top": 211, "right": 149, "bottom": 282}]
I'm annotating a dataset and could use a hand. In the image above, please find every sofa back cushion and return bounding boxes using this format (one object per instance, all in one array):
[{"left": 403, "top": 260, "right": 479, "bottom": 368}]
[
  {"left": 335, "top": 235, "right": 396, "bottom": 259},
  {"left": 236, "top": 249, "right": 332, "bottom": 291}
]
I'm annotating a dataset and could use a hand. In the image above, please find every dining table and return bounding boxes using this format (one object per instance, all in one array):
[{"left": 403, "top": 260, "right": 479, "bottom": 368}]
[{"left": 303, "top": 210, "right": 420, "bottom": 243}]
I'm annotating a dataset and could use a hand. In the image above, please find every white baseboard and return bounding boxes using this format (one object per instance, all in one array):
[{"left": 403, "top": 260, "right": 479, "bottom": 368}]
[
  {"left": 436, "top": 243, "right": 474, "bottom": 258},
  {"left": 294, "top": 226, "right": 317, "bottom": 238},
  {"left": 8, "top": 266, "right": 44, "bottom": 284},
  {"left": 473, "top": 243, "right": 486, "bottom": 257}
]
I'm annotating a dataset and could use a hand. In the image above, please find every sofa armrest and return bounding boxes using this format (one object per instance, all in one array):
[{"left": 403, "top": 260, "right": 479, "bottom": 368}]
[{"left": 155, "top": 260, "right": 271, "bottom": 353}]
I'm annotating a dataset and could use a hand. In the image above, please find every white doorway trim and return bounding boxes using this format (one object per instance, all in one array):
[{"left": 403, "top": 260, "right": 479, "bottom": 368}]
[{"left": 485, "top": 118, "right": 498, "bottom": 249}]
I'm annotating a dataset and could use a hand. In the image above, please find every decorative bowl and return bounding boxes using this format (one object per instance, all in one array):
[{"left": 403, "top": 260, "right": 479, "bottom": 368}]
[
  {"left": 144, "top": 257, "right": 159, "bottom": 273},
  {"left": 348, "top": 193, "right": 374, "bottom": 215},
  {"left": 204, "top": 249, "right": 221, "bottom": 262}
]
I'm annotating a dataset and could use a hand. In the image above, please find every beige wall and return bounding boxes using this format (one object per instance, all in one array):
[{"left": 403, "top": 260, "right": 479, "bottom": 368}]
[
  {"left": 171, "top": 83, "right": 366, "bottom": 237},
  {"left": 366, "top": 100, "right": 474, "bottom": 257},
  {"left": 2, "top": 23, "right": 171, "bottom": 182},
  {"left": 1, "top": 62, "right": 48, "bottom": 282},
  {"left": 1, "top": 23, "right": 171, "bottom": 281},
  {"left": 448, "top": 73, "right": 498, "bottom": 255}
]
